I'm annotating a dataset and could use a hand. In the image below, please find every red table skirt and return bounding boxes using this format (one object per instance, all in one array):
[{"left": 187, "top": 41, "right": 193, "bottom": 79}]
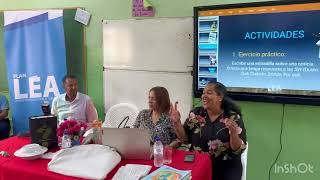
[{"left": 0, "top": 136, "right": 212, "bottom": 180}]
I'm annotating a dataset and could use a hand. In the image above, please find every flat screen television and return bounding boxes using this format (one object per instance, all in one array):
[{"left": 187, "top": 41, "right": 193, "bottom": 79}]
[{"left": 194, "top": 0, "right": 320, "bottom": 105}]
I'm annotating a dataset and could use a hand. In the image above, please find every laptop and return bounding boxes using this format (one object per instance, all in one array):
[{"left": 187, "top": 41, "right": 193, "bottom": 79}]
[{"left": 102, "top": 128, "right": 152, "bottom": 160}]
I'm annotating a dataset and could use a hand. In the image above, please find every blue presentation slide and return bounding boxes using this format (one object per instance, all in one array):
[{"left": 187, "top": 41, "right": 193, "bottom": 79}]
[{"left": 217, "top": 10, "right": 320, "bottom": 91}]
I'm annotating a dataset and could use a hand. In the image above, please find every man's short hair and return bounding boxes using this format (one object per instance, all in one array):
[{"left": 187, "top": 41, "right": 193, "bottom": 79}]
[{"left": 62, "top": 74, "right": 77, "bottom": 83}]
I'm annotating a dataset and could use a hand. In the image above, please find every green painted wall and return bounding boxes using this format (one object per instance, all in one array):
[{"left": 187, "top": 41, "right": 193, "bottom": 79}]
[{"left": 0, "top": 0, "right": 319, "bottom": 180}]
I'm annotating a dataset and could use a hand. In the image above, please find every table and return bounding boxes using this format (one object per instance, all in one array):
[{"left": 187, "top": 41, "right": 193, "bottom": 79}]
[{"left": 0, "top": 137, "right": 212, "bottom": 180}]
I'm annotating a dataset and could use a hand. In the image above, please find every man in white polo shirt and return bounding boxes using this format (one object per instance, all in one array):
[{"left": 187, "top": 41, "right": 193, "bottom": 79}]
[{"left": 51, "top": 75, "right": 98, "bottom": 124}]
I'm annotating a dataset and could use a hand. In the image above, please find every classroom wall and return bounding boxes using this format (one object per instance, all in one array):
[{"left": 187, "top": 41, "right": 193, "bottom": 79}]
[{"left": 0, "top": 0, "right": 319, "bottom": 180}]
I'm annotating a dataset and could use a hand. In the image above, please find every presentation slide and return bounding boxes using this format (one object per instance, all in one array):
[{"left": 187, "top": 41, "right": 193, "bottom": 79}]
[{"left": 197, "top": 3, "right": 320, "bottom": 96}]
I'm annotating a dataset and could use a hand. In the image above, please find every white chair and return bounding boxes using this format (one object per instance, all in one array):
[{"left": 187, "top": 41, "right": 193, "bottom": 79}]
[
  {"left": 241, "top": 142, "right": 248, "bottom": 180},
  {"left": 103, "top": 103, "right": 139, "bottom": 128}
]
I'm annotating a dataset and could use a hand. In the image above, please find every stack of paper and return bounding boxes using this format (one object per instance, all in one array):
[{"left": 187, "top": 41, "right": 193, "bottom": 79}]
[
  {"left": 112, "top": 164, "right": 152, "bottom": 180},
  {"left": 141, "top": 165, "right": 191, "bottom": 180}
]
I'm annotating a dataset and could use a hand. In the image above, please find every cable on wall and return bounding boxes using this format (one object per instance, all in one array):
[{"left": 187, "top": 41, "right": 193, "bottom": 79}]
[{"left": 268, "top": 103, "right": 285, "bottom": 180}]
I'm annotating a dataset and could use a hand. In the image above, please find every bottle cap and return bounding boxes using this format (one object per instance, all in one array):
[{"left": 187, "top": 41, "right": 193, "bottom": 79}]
[
  {"left": 92, "top": 120, "right": 102, "bottom": 128},
  {"left": 154, "top": 136, "right": 160, "bottom": 141}
]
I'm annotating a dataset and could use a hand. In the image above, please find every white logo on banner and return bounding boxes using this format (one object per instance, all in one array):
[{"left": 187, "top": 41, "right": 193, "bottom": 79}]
[{"left": 13, "top": 74, "right": 60, "bottom": 100}]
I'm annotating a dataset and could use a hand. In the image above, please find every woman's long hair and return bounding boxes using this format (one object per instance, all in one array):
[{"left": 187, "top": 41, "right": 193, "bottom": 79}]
[
  {"left": 150, "top": 86, "right": 171, "bottom": 114},
  {"left": 207, "top": 81, "right": 242, "bottom": 115}
]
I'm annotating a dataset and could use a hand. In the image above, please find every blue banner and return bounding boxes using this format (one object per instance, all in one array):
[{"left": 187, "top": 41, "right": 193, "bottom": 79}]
[{"left": 4, "top": 10, "right": 67, "bottom": 134}]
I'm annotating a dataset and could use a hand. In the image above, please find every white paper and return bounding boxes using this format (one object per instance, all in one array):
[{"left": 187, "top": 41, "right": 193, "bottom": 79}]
[{"left": 112, "top": 164, "right": 152, "bottom": 180}]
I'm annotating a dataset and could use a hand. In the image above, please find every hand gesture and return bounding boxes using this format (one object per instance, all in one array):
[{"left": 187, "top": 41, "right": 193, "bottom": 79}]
[
  {"left": 170, "top": 101, "right": 181, "bottom": 125},
  {"left": 224, "top": 118, "right": 242, "bottom": 135}
]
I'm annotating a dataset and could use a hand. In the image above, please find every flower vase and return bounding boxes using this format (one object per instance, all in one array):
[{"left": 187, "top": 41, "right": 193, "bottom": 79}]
[{"left": 71, "top": 135, "right": 80, "bottom": 146}]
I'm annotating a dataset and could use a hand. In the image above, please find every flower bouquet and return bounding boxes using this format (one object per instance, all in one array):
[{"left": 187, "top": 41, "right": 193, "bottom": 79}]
[
  {"left": 186, "top": 112, "right": 206, "bottom": 136},
  {"left": 57, "top": 119, "right": 88, "bottom": 146},
  {"left": 208, "top": 139, "right": 231, "bottom": 159}
]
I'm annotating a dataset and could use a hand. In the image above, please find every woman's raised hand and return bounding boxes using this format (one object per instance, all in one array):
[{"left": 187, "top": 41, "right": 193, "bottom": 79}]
[
  {"left": 170, "top": 101, "right": 181, "bottom": 125},
  {"left": 224, "top": 118, "right": 242, "bottom": 135}
]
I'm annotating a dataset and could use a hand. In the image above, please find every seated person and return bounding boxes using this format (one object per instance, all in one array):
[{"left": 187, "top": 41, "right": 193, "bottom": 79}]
[
  {"left": 0, "top": 93, "right": 11, "bottom": 140},
  {"left": 133, "top": 86, "right": 177, "bottom": 146},
  {"left": 51, "top": 75, "right": 98, "bottom": 125},
  {"left": 171, "top": 82, "right": 247, "bottom": 180}
]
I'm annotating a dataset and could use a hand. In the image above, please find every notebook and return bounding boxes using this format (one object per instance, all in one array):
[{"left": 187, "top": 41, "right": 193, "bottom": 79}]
[{"left": 141, "top": 165, "right": 191, "bottom": 180}]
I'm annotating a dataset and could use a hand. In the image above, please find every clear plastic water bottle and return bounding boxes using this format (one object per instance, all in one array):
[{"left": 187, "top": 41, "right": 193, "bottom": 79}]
[
  {"left": 61, "top": 130, "right": 71, "bottom": 149},
  {"left": 153, "top": 136, "right": 164, "bottom": 167},
  {"left": 92, "top": 127, "right": 103, "bottom": 144},
  {"left": 92, "top": 120, "right": 103, "bottom": 144}
]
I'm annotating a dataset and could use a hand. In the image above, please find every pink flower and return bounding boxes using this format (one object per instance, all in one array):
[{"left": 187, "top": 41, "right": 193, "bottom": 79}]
[
  {"left": 208, "top": 141, "right": 217, "bottom": 151},
  {"left": 187, "top": 113, "right": 206, "bottom": 130},
  {"left": 57, "top": 119, "right": 88, "bottom": 137},
  {"left": 80, "top": 122, "right": 88, "bottom": 130},
  {"left": 57, "top": 129, "right": 63, "bottom": 137},
  {"left": 208, "top": 139, "right": 222, "bottom": 151},
  {"left": 189, "top": 112, "right": 196, "bottom": 119},
  {"left": 69, "top": 120, "right": 77, "bottom": 126},
  {"left": 74, "top": 125, "right": 81, "bottom": 132},
  {"left": 60, "top": 122, "right": 67, "bottom": 129},
  {"left": 196, "top": 115, "right": 205, "bottom": 123},
  {"left": 219, "top": 118, "right": 226, "bottom": 124}
]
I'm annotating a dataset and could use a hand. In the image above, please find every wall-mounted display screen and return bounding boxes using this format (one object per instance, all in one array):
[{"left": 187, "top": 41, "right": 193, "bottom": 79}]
[{"left": 194, "top": 0, "right": 320, "bottom": 105}]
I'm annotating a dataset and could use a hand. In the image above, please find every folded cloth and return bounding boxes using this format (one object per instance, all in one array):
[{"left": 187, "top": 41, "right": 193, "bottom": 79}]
[
  {"left": 41, "top": 152, "right": 55, "bottom": 159},
  {"left": 48, "top": 144, "right": 121, "bottom": 180}
]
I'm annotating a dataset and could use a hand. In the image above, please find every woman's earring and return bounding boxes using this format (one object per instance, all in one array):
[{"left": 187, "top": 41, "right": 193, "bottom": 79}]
[{"left": 219, "top": 99, "right": 222, "bottom": 102}]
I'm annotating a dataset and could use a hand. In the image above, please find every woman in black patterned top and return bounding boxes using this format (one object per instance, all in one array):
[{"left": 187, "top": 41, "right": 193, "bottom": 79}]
[
  {"left": 171, "top": 82, "right": 247, "bottom": 180},
  {"left": 133, "top": 86, "right": 176, "bottom": 145}
]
